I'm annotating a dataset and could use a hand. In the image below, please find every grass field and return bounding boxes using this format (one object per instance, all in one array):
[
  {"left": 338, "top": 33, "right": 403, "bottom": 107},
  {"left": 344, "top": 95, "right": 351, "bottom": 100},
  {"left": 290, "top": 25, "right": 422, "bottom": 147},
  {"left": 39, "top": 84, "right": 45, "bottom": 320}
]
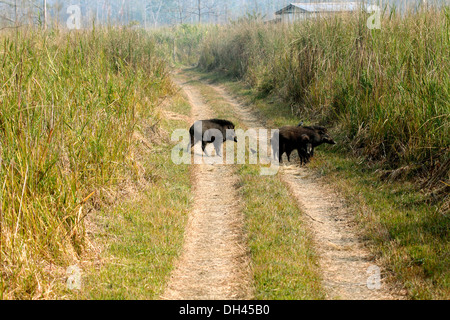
[
  {"left": 197, "top": 9, "right": 449, "bottom": 180},
  {"left": 64, "top": 94, "right": 192, "bottom": 299},
  {"left": 167, "top": 9, "right": 449, "bottom": 299},
  {"left": 0, "top": 28, "right": 175, "bottom": 299},
  {"left": 1, "top": 5, "right": 448, "bottom": 300}
]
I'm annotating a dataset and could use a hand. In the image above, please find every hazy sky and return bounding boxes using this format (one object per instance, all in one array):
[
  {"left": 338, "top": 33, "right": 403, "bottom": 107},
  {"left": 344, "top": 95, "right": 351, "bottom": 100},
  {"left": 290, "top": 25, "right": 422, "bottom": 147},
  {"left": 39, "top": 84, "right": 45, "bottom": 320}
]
[{"left": 1, "top": 0, "right": 446, "bottom": 27}]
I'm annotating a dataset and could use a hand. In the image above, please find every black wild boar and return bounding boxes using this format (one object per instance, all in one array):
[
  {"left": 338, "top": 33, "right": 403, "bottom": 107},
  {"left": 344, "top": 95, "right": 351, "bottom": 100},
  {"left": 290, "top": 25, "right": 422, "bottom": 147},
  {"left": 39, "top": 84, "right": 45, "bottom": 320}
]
[
  {"left": 298, "top": 134, "right": 313, "bottom": 165},
  {"left": 272, "top": 125, "right": 336, "bottom": 165},
  {"left": 271, "top": 126, "right": 306, "bottom": 162},
  {"left": 298, "top": 123, "right": 328, "bottom": 135},
  {"left": 273, "top": 124, "right": 327, "bottom": 160},
  {"left": 289, "top": 133, "right": 312, "bottom": 165},
  {"left": 186, "top": 119, "right": 238, "bottom": 156},
  {"left": 297, "top": 125, "right": 335, "bottom": 158},
  {"left": 274, "top": 126, "right": 313, "bottom": 165}
]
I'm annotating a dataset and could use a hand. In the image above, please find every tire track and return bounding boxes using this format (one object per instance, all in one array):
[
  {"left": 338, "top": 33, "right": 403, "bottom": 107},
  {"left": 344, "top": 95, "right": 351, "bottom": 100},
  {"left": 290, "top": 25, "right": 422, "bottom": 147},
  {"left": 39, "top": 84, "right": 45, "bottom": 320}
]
[
  {"left": 209, "top": 83, "right": 405, "bottom": 300},
  {"left": 162, "top": 74, "right": 253, "bottom": 300}
]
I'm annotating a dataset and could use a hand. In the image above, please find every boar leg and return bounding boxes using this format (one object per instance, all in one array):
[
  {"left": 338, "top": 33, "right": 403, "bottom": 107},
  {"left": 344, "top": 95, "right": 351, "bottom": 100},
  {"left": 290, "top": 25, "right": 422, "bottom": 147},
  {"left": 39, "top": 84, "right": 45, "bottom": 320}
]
[
  {"left": 186, "top": 134, "right": 195, "bottom": 153},
  {"left": 214, "top": 140, "right": 223, "bottom": 157},
  {"left": 272, "top": 141, "right": 279, "bottom": 161},
  {"left": 300, "top": 152, "right": 308, "bottom": 166},
  {"left": 278, "top": 143, "right": 284, "bottom": 163},
  {"left": 202, "top": 141, "right": 210, "bottom": 157},
  {"left": 286, "top": 147, "right": 293, "bottom": 162}
]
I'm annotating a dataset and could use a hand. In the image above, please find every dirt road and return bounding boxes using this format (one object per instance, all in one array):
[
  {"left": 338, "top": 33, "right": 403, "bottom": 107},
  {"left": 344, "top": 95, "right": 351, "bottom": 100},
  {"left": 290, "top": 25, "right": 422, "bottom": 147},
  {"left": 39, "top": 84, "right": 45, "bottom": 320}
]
[
  {"left": 163, "top": 70, "right": 404, "bottom": 300},
  {"left": 210, "top": 82, "right": 404, "bottom": 300},
  {"left": 162, "top": 75, "right": 253, "bottom": 300}
]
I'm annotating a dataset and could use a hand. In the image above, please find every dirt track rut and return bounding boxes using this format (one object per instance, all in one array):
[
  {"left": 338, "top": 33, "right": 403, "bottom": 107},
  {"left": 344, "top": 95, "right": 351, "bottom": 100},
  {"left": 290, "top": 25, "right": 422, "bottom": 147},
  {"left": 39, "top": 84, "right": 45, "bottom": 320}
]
[
  {"left": 210, "top": 83, "right": 404, "bottom": 300},
  {"left": 163, "top": 70, "right": 404, "bottom": 300},
  {"left": 162, "top": 75, "right": 253, "bottom": 300}
]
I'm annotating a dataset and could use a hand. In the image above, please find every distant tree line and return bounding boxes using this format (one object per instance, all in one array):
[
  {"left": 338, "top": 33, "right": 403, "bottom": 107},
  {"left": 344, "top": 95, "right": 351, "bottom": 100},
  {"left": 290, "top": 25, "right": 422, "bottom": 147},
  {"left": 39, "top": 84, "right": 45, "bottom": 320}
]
[
  {"left": 0, "top": 0, "right": 304, "bottom": 29},
  {"left": 0, "top": 0, "right": 442, "bottom": 29}
]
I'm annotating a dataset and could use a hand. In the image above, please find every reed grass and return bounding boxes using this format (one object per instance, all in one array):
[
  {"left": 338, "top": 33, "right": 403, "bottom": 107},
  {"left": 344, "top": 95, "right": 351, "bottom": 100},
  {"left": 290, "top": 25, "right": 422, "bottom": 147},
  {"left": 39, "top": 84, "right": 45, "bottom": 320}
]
[
  {"left": 197, "top": 8, "right": 449, "bottom": 177},
  {"left": 0, "top": 28, "right": 173, "bottom": 299},
  {"left": 150, "top": 24, "right": 208, "bottom": 66}
]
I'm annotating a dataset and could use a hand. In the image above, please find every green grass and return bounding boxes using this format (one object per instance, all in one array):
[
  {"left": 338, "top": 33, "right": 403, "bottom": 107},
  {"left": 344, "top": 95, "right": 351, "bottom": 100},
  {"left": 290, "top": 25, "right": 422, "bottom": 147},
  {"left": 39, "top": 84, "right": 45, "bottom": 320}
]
[
  {"left": 181, "top": 71, "right": 324, "bottom": 299},
  {"left": 150, "top": 24, "right": 210, "bottom": 67},
  {"left": 65, "top": 96, "right": 192, "bottom": 299},
  {"left": 197, "top": 9, "right": 450, "bottom": 178},
  {"left": 197, "top": 69, "right": 449, "bottom": 300},
  {"left": 308, "top": 153, "right": 449, "bottom": 300},
  {"left": 0, "top": 28, "right": 173, "bottom": 299},
  {"left": 238, "top": 164, "right": 324, "bottom": 300}
]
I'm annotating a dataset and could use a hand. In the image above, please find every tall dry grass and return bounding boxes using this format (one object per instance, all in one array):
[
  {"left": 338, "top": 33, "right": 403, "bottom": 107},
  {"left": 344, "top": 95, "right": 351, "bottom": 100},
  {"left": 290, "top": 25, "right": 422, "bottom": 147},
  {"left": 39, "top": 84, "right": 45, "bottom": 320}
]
[
  {"left": 150, "top": 24, "right": 208, "bottom": 66},
  {"left": 198, "top": 8, "right": 449, "bottom": 179},
  {"left": 0, "top": 28, "right": 173, "bottom": 299}
]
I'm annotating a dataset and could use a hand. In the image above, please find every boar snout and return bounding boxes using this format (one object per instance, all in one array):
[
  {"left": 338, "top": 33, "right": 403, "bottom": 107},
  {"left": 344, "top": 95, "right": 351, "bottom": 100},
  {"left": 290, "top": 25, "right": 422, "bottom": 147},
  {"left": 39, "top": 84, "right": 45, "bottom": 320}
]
[{"left": 322, "top": 134, "right": 336, "bottom": 145}]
